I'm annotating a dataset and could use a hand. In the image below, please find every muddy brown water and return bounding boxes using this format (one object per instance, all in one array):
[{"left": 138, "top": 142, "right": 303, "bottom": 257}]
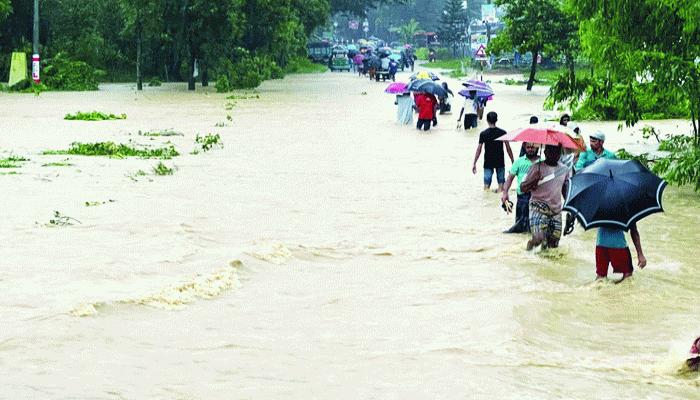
[{"left": 1, "top": 67, "right": 699, "bottom": 399}]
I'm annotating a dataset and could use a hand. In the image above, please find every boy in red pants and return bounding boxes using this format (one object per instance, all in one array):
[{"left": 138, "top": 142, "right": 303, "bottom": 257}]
[{"left": 596, "top": 223, "right": 647, "bottom": 283}]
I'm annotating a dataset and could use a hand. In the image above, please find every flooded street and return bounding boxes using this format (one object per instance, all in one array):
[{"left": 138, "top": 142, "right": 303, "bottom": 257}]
[{"left": 1, "top": 67, "right": 699, "bottom": 399}]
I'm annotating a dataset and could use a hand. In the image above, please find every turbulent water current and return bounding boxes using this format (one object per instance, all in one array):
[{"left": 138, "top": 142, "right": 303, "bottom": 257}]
[{"left": 1, "top": 66, "right": 699, "bottom": 399}]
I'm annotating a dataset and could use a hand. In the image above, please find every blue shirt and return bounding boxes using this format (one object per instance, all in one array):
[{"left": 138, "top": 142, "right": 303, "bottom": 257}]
[
  {"left": 575, "top": 148, "right": 616, "bottom": 170},
  {"left": 597, "top": 227, "right": 628, "bottom": 248}
]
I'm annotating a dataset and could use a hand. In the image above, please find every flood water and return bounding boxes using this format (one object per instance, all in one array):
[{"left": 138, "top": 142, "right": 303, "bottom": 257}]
[{"left": 1, "top": 66, "right": 699, "bottom": 399}]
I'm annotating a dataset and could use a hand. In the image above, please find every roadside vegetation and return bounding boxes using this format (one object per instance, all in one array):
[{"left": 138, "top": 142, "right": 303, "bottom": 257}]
[{"left": 42, "top": 142, "right": 179, "bottom": 159}]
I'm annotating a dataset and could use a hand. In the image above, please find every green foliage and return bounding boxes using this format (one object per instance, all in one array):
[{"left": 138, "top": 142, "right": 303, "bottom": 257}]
[
  {"left": 85, "top": 199, "right": 115, "bottom": 206},
  {"left": 0, "top": 0, "right": 10, "bottom": 22},
  {"left": 148, "top": 77, "right": 162, "bottom": 87},
  {"left": 8, "top": 79, "right": 50, "bottom": 93},
  {"left": 0, "top": 160, "right": 19, "bottom": 168},
  {"left": 64, "top": 111, "right": 127, "bottom": 121},
  {"left": 195, "top": 134, "right": 222, "bottom": 151},
  {"left": 615, "top": 148, "right": 651, "bottom": 169},
  {"left": 230, "top": 56, "right": 283, "bottom": 89},
  {"left": 658, "top": 135, "right": 694, "bottom": 152},
  {"left": 652, "top": 143, "right": 700, "bottom": 191},
  {"left": 44, "top": 142, "right": 179, "bottom": 159},
  {"left": 226, "top": 93, "right": 259, "bottom": 100},
  {"left": 42, "top": 162, "right": 75, "bottom": 167},
  {"left": 330, "top": 0, "right": 406, "bottom": 19},
  {"left": 493, "top": 0, "right": 574, "bottom": 90},
  {"left": 0, "top": 155, "right": 30, "bottom": 168},
  {"left": 137, "top": 129, "right": 183, "bottom": 137},
  {"left": 283, "top": 57, "right": 328, "bottom": 74},
  {"left": 547, "top": 73, "right": 689, "bottom": 124},
  {"left": 389, "top": 18, "right": 421, "bottom": 45},
  {"left": 619, "top": 134, "right": 700, "bottom": 191},
  {"left": 42, "top": 53, "right": 104, "bottom": 91},
  {"left": 570, "top": 0, "right": 700, "bottom": 139},
  {"left": 45, "top": 211, "right": 82, "bottom": 227},
  {"left": 151, "top": 162, "right": 174, "bottom": 175},
  {"left": 415, "top": 47, "right": 429, "bottom": 60},
  {"left": 216, "top": 49, "right": 283, "bottom": 90},
  {"left": 437, "top": 0, "right": 468, "bottom": 54},
  {"left": 216, "top": 75, "right": 230, "bottom": 93}
]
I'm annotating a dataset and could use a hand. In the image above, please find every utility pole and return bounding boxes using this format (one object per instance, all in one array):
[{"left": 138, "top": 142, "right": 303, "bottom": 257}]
[{"left": 32, "top": 0, "right": 40, "bottom": 82}]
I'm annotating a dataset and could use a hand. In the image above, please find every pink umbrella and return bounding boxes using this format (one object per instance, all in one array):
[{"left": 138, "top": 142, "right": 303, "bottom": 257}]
[
  {"left": 385, "top": 82, "right": 408, "bottom": 94},
  {"left": 497, "top": 123, "right": 587, "bottom": 151},
  {"left": 353, "top": 53, "right": 365, "bottom": 65}
]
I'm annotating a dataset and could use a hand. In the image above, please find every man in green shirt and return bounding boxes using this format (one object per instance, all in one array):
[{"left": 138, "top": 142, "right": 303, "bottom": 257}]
[
  {"left": 575, "top": 130, "right": 616, "bottom": 170},
  {"left": 502, "top": 143, "right": 540, "bottom": 233}
]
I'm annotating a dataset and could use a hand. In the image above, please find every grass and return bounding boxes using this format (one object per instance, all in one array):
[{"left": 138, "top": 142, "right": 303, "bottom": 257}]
[
  {"left": 42, "top": 142, "right": 179, "bottom": 159},
  {"left": 42, "top": 162, "right": 75, "bottom": 167},
  {"left": 226, "top": 93, "right": 259, "bottom": 100},
  {"left": 0, "top": 171, "right": 20, "bottom": 175},
  {"left": 85, "top": 199, "right": 116, "bottom": 206},
  {"left": 283, "top": 57, "right": 329, "bottom": 74},
  {"left": 64, "top": 111, "right": 127, "bottom": 121},
  {"left": 44, "top": 211, "right": 81, "bottom": 227},
  {"left": 0, "top": 155, "right": 29, "bottom": 168},
  {"left": 137, "top": 129, "right": 183, "bottom": 137},
  {"left": 195, "top": 134, "right": 222, "bottom": 152},
  {"left": 422, "top": 58, "right": 473, "bottom": 79},
  {"left": 522, "top": 67, "right": 593, "bottom": 85},
  {"left": 152, "top": 162, "right": 174, "bottom": 175},
  {"left": 429, "top": 59, "right": 470, "bottom": 70}
]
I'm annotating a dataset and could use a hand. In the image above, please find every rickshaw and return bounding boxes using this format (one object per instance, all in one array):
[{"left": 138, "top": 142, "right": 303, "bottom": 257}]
[{"left": 329, "top": 47, "right": 351, "bottom": 72}]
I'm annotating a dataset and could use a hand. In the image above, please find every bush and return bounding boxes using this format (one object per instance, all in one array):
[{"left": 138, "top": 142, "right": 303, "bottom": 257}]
[
  {"left": 215, "top": 75, "right": 230, "bottom": 93},
  {"left": 8, "top": 78, "right": 49, "bottom": 93},
  {"left": 148, "top": 77, "right": 162, "bottom": 87},
  {"left": 434, "top": 48, "right": 450, "bottom": 61},
  {"left": 415, "top": 47, "right": 429, "bottom": 60},
  {"left": 42, "top": 53, "right": 104, "bottom": 91},
  {"left": 283, "top": 57, "right": 328, "bottom": 74}
]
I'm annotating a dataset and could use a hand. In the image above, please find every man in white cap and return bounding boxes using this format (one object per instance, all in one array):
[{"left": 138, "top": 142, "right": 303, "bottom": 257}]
[{"left": 575, "top": 130, "right": 616, "bottom": 170}]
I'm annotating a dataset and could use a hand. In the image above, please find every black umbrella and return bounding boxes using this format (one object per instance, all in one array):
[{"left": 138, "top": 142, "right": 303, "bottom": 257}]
[
  {"left": 563, "top": 159, "right": 667, "bottom": 231},
  {"left": 405, "top": 79, "right": 448, "bottom": 98},
  {"left": 364, "top": 55, "right": 381, "bottom": 69}
]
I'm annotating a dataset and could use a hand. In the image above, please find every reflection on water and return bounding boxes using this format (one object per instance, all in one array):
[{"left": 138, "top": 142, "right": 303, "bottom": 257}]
[{"left": 1, "top": 69, "right": 699, "bottom": 398}]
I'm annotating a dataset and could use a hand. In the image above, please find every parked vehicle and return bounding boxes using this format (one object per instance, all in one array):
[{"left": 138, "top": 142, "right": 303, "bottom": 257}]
[{"left": 307, "top": 41, "right": 333, "bottom": 64}]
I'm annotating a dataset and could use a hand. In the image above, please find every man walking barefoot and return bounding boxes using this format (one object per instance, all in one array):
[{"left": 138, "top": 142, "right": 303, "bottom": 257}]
[
  {"left": 520, "top": 144, "right": 569, "bottom": 250},
  {"left": 472, "top": 112, "right": 514, "bottom": 192},
  {"left": 502, "top": 142, "right": 540, "bottom": 233}
]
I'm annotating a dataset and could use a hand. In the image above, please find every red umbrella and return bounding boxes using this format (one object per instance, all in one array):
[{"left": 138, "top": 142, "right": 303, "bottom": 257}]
[{"left": 497, "top": 123, "right": 586, "bottom": 151}]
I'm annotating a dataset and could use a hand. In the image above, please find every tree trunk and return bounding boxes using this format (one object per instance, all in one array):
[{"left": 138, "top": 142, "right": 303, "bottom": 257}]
[
  {"left": 172, "top": 0, "right": 189, "bottom": 82},
  {"left": 567, "top": 57, "right": 575, "bottom": 89},
  {"left": 526, "top": 50, "right": 538, "bottom": 91},
  {"left": 188, "top": 49, "right": 195, "bottom": 90},
  {"left": 136, "top": 8, "right": 143, "bottom": 91},
  {"left": 201, "top": 59, "right": 208, "bottom": 87}
]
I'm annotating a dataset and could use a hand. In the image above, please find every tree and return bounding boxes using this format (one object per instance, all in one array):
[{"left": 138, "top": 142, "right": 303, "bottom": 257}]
[
  {"left": 389, "top": 18, "right": 421, "bottom": 45},
  {"left": 329, "top": 0, "right": 406, "bottom": 19},
  {"left": 0, "top": 0, "right": 11, "bottom": 22},
  {"left": 491, "top": 0, "right": 571, "bottom": 90},
  {"left": 437, "top": 0, "right": 468, "bottom": 56},
  {"left": 563, "top": 0, "right": 700, "bottom": 190}
]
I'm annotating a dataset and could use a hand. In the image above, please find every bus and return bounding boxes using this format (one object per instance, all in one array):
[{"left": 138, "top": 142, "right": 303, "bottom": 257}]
[{"left": 307, "top": 41, "right": 333, "bottom": 64}]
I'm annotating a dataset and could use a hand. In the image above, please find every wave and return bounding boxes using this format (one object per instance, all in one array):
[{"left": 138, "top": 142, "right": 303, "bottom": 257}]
[{"left": 69, "top": 242, "right": 296, "bottom": 316}]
